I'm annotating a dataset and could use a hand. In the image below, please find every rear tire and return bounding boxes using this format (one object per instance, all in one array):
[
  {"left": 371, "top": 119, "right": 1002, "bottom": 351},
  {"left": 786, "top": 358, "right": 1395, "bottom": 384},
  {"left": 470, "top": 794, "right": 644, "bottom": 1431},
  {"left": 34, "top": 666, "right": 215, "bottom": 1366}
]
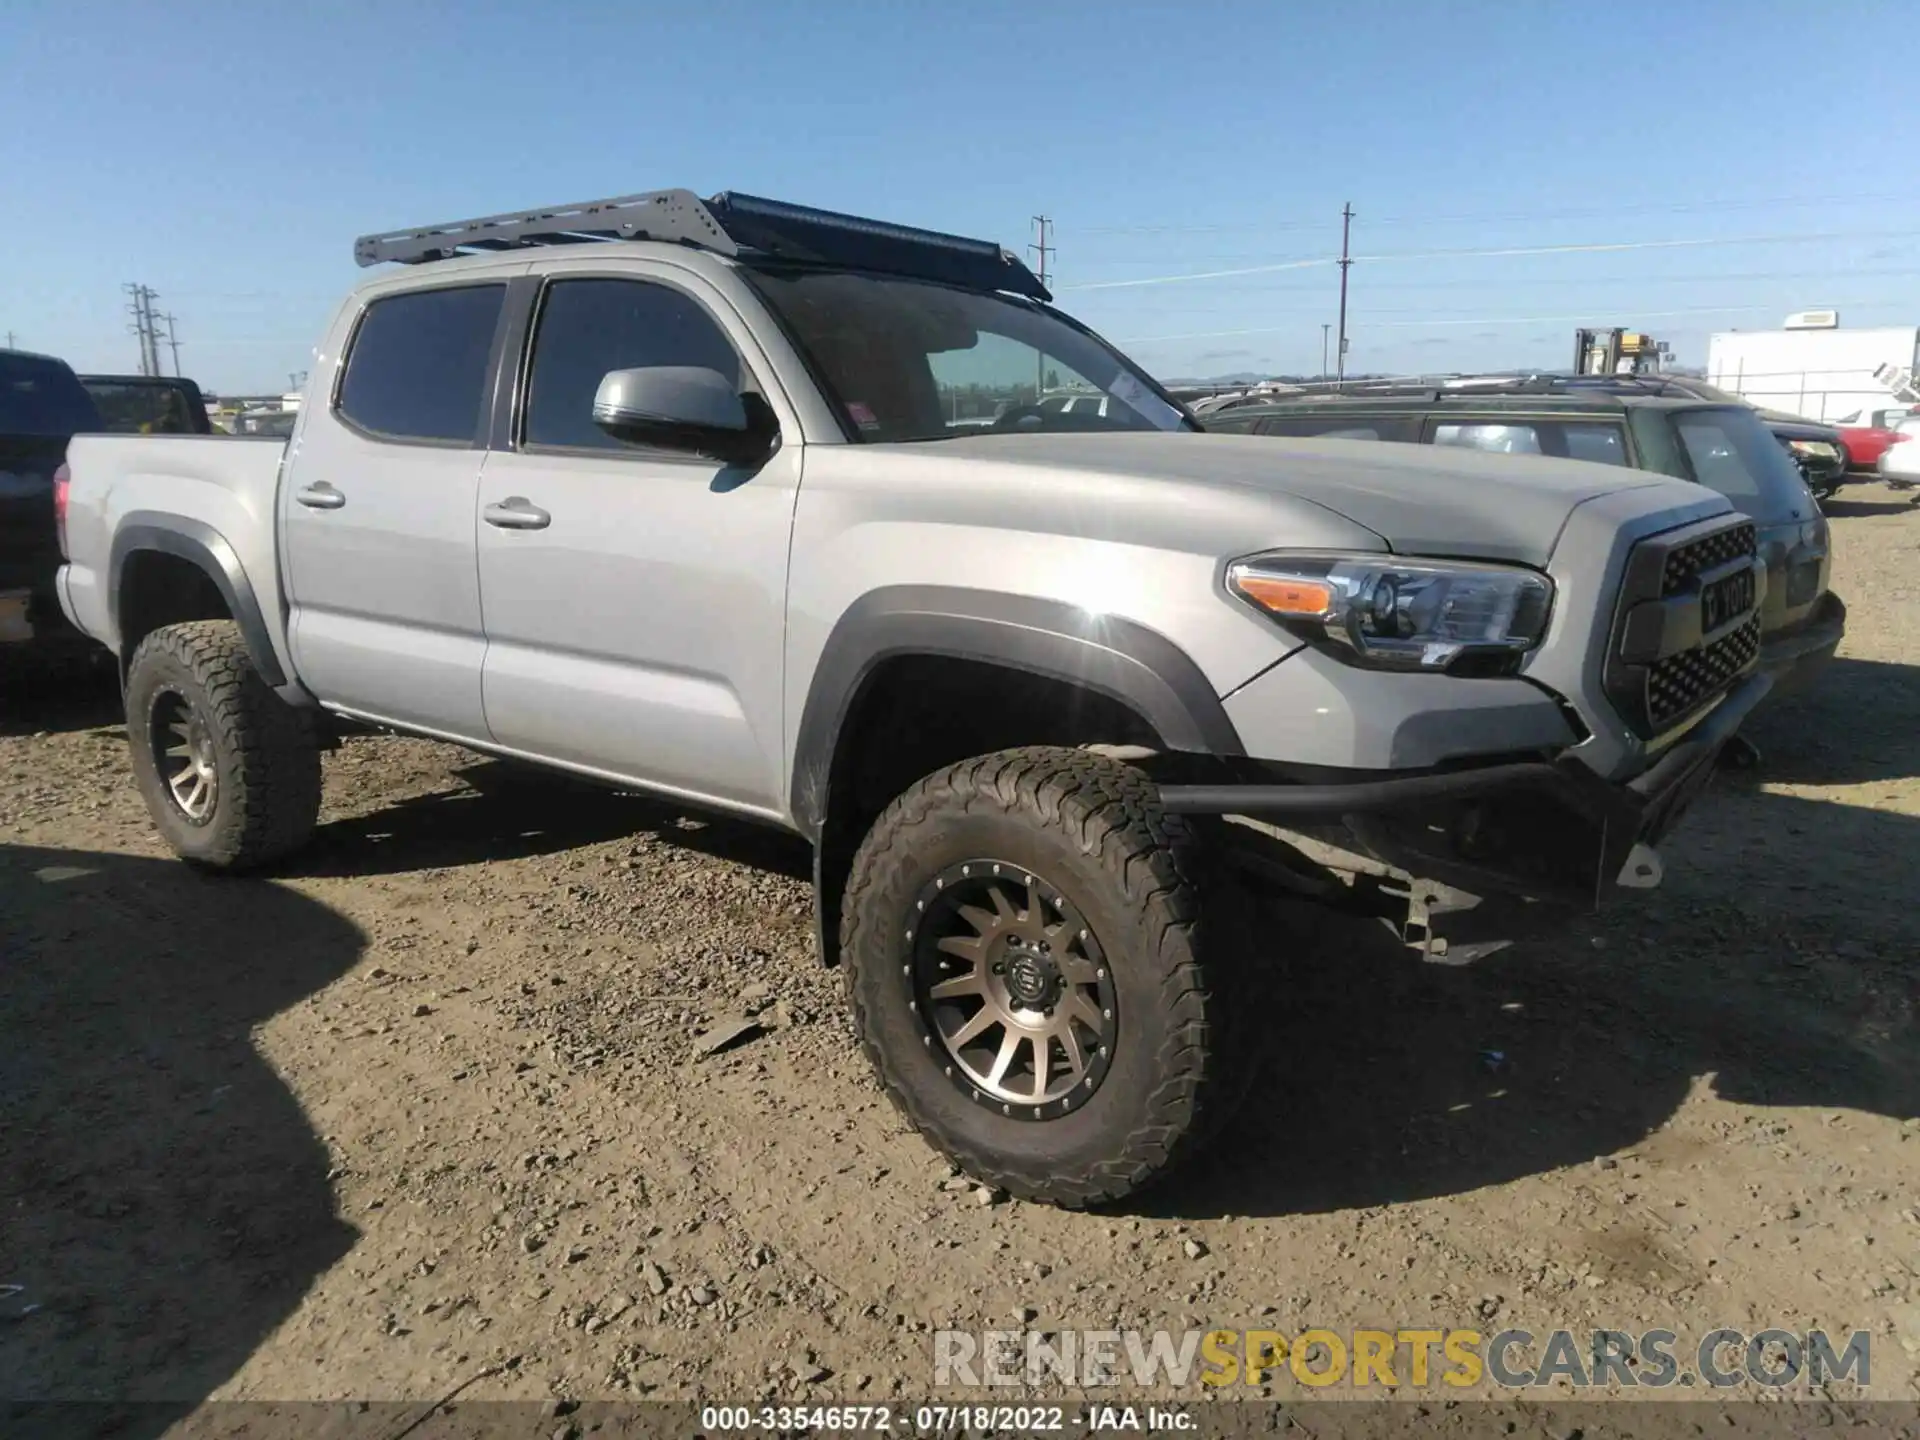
[
  {"left": 124, "top": 620, "right": 321, "bottom": 871},
  {"left": 839, "top": 746, "right": 1255, "bottom": 1208}
]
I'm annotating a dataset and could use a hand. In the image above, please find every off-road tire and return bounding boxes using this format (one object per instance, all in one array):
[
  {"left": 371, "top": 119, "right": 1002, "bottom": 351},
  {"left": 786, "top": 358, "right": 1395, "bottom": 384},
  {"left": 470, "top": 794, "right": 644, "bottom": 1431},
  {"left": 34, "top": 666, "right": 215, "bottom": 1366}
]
[
  {"left": 124, "top": 620, "right": 321, "bottom": 871},
  {"left": 840, "top": 746, "right": 1256, "bottom": 1207}
]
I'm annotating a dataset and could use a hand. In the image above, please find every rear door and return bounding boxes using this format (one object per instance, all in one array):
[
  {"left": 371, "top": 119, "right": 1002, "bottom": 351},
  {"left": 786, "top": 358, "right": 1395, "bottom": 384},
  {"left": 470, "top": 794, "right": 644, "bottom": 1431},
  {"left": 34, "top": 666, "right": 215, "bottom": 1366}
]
[{"left": 280, "top": 280, "right": 508, "bottom": 740}]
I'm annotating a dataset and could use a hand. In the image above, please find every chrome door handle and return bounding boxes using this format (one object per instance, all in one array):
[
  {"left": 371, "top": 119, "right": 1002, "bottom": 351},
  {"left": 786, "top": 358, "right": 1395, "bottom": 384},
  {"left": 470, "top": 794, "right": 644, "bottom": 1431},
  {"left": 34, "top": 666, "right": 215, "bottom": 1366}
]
[
  {"left": 483, "top": 497, "right": 551, "bottom": 531},
  {"left": 294, "top": 483, "right": 345, "bottom": 510}
]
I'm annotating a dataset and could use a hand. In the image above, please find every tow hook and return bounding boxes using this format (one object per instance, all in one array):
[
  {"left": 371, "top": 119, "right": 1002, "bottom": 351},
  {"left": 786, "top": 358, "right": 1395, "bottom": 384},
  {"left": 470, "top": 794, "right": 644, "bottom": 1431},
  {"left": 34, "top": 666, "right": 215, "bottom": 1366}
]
[{"left": 1616, "top": 842, "right": 1664, "bottom": 890}]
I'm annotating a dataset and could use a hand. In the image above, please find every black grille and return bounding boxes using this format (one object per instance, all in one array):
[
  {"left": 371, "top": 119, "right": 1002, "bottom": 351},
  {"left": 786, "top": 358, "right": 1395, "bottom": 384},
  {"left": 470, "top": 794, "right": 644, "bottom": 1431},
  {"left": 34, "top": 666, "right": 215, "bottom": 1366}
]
[
  {"left": 1662, "top": 521, "right": 1756, "bottom": 596},
  {"left": 1605, "top": 517, "right": 1761, "bottom": 739},
  {"left": 1647, "top": 615, "right": 1761, "bottom": 731}
]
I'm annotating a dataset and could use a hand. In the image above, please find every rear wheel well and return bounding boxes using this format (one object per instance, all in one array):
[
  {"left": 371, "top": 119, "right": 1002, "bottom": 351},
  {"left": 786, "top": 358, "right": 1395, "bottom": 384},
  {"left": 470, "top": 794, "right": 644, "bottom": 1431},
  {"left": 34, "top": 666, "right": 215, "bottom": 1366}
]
[
  {"left": 117, "top": 550, "right": 233, "bottom": 675},
  {"left": 814, "top": 654, "right": 1166, "bottom": 965}
]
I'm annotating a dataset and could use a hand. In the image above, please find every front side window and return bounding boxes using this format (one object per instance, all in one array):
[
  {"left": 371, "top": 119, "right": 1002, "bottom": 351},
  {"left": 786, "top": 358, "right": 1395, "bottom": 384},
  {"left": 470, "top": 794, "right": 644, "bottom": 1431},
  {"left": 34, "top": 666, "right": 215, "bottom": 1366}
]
[
  {"left": 744, "top": 267, "right": 1190, "bottom": 443},
  {"left": 337, "top": 284, "right": 505, "bottom": 443},
  {"left": 523, "top": 278, "right": 745, "bottom": 451}
]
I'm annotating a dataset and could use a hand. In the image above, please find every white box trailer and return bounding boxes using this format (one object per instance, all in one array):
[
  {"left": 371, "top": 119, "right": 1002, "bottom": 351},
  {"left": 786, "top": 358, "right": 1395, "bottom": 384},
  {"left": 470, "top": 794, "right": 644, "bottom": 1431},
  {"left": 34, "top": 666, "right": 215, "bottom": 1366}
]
[{"left": 1706, "top": 323, "right": 1920, "bottom": 423}]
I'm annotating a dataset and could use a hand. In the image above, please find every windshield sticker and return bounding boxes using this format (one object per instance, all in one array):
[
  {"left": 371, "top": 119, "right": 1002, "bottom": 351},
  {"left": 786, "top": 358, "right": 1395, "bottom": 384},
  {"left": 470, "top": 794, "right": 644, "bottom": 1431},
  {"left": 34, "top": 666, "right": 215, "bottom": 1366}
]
[
  {"left": 1107, "top": 371, "right": 1186, "bottom": 431},
  {"left": 846, "top": 401, "right": 882, "bottom": 432}
]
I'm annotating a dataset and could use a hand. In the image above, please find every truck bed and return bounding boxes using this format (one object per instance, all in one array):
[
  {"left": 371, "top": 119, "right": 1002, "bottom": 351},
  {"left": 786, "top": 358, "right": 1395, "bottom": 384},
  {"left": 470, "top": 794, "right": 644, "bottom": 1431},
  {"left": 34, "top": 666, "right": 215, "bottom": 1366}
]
[{"left": 58, "top": 433, "right": 292, "bottom": 673}]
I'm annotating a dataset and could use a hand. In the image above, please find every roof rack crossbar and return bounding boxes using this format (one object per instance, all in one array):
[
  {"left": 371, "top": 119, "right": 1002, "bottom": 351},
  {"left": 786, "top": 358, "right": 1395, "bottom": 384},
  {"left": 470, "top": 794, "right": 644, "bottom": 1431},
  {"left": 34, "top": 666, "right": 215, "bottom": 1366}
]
[{"left": 351, "top": 187, "right": 1053, "bottom": 301}]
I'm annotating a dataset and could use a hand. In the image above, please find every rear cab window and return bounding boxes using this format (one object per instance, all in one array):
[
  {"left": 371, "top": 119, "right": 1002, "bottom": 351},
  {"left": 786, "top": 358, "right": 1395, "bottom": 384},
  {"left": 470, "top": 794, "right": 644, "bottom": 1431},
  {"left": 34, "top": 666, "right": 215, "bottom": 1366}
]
[{"left": 336, "top": 284, "right": 506, "bottom": 444}]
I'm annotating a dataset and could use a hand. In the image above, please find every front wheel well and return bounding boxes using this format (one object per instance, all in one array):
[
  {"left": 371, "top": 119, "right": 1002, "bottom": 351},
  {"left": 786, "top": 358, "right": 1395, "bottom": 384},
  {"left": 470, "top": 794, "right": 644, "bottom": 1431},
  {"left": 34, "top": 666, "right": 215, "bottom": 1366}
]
[{"left": 812, "top": 654, "right": 1168, "bottom": 966}]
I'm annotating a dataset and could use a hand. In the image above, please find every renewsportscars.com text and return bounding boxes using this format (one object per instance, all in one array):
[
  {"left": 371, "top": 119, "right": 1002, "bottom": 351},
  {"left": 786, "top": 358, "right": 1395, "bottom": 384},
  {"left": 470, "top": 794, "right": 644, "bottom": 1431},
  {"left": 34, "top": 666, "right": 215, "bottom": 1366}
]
[{"left": 933, "top": 1327, "right": 1872, "bottom": 1391}]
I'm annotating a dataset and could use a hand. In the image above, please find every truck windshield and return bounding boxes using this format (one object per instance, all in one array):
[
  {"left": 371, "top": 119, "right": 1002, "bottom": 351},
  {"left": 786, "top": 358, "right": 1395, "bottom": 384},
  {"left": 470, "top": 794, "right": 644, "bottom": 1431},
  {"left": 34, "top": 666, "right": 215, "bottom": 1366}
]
[
  {"left": 742, "top": 268, "right": 1192, "bottom": 443},
  {"left": 0, "top": 353, "right": 102, "bottom": 437}
]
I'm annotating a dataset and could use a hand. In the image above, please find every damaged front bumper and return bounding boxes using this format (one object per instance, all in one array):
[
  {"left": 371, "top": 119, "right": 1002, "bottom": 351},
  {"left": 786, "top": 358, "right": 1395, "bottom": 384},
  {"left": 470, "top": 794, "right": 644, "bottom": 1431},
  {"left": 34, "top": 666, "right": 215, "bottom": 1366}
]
[{"left": 1156, "top": 669, "right": 1774, "bottom": 960}]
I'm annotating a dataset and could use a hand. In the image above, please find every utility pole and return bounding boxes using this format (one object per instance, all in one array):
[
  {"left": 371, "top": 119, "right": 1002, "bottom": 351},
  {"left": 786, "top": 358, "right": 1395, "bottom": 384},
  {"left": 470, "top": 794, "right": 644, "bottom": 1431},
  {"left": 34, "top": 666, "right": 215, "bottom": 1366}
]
[
  {"left": 1321, "top": 324, "right": 1330, "bottom": 381},
  {"left": 124, "top": 283, "right": 161, "bottom": 376},
  {"left": 4, "top": 331, "right": 15, "bottom": 350},
  {"left": 1029, "top": 215, "right": 1054, "bottom": 401},
  {"left": 162, "top": 314, "right": 183, "bottom": 377},
  {"left": 1335, "top": 203, "right": 1354, "bottom": 385}
]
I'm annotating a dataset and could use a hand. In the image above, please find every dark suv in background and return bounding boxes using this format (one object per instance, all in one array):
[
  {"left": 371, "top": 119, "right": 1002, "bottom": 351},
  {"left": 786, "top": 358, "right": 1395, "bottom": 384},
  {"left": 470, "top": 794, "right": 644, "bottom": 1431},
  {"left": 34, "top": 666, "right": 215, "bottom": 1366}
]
[
  {"left": 1, "top": 348, "right": 103, "bottom": 661},
  {"left": 1203, "top": 377, "right": 1846, "bottom": 702}
]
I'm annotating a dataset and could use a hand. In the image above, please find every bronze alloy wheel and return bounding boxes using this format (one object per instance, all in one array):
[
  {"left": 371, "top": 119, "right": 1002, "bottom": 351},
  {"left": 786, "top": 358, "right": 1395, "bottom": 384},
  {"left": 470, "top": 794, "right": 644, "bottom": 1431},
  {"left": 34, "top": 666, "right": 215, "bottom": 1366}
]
[{"left": 906, "top": 859, "right": 1119, "bottom": 1121}]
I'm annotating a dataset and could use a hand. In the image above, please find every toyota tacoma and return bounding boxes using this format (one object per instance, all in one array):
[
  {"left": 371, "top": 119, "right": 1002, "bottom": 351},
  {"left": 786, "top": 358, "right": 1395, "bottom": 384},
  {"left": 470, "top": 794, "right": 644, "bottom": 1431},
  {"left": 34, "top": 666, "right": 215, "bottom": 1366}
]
[{"left": 56, "top": 190, "right": 1772, "bottom": 1205}]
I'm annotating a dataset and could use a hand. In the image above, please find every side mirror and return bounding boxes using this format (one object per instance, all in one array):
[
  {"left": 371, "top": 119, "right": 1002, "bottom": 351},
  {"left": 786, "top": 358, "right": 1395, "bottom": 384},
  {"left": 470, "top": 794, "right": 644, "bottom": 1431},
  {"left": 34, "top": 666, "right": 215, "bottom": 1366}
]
[{"left": 591, "top": 366, "right": 775, "bottom": 466}]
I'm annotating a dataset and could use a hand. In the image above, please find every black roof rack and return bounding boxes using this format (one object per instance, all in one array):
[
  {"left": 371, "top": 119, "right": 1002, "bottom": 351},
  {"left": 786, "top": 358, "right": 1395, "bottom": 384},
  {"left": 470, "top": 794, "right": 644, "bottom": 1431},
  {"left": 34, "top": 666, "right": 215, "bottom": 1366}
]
[{"left": 352, "top": 187, "right": 1052, "bottom": 301}]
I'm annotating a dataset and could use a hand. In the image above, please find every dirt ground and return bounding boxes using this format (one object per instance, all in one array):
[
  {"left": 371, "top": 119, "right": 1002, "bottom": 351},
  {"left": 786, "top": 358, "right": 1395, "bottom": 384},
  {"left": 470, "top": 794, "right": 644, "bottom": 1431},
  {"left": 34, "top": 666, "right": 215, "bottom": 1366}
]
[{"left": 3, "top": 485, "right": 1917, "bottom": 1420}]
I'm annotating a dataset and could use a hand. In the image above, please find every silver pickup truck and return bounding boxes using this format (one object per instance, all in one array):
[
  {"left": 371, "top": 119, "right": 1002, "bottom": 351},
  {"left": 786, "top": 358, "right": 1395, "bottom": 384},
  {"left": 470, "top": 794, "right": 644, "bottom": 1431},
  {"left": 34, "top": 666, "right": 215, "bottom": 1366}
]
[{"left": 57, "top": 190, "right": 1772, "bottom": 1206}]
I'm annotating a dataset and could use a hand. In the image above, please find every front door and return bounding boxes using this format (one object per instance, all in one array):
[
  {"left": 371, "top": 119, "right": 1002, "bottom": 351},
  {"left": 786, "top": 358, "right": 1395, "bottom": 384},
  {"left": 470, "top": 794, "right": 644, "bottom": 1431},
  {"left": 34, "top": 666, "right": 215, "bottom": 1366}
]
[
  {"left": 475, "top": 270, "right": 799, "bottom": 817},
  {"left": 282, "top": 281, "right": 506, "bottom": 740}
]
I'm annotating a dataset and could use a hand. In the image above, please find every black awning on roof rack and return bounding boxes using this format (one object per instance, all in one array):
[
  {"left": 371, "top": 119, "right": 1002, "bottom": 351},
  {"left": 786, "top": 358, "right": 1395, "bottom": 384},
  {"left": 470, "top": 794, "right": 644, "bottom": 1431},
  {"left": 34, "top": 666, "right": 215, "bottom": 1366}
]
[{"left": 706, "top": 192, "right": 1051, "bottom": 302}]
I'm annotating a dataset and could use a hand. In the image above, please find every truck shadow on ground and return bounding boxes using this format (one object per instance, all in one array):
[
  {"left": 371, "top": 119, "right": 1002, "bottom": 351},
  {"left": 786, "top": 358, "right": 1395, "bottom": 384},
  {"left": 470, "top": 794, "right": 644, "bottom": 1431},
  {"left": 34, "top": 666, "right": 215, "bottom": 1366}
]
[
  {"left": 291, "top": 757, "right": 813, "bottom": 883},
  {"left": 1143, "top": 770, "right": 1920, "bottom": 1220},
  {"left": 0, "top": 658, "right": 121, "bottom": 738},
  {"left": 1737, "top": 656, "right": 1920, "bottom": 786},
  {"left": 0, "top": 844, "right": 360, "bottom": 1435}
]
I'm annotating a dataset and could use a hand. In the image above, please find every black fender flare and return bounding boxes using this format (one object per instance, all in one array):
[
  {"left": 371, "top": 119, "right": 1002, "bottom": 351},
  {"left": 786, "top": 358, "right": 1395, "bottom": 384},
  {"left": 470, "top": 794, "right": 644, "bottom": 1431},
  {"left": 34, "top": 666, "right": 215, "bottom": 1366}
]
[
  {"left": 109, "top": 515, "right": 287, "bottom": 688},
  {"left": 791, "top": 587, "right": 1243, "bottom": 967},
  {"left": 790, "top": 586, "right": 1244, "bottom": 838}
]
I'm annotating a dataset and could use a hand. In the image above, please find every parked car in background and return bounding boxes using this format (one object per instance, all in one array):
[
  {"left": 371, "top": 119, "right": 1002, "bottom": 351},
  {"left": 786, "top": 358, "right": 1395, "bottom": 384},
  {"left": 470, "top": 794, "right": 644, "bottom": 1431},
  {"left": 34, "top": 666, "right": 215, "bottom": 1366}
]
[
  {"left": 1829, "top": 407, "right": 1914, "bottom": 473},
  {"left": 1877, "top": 414, "right": 1920, "bottom": 492},
  {"left": 1203, "top": 377, "right": 1846, "bottom": 702},
  {"left": 79, "top": 374, "right": 214, "bottom": 435},
  {"left": 0, "top": 348, "right": 103, "bottom": 658},
  {"left": 1543, "top": 373, "right": 1852, "bottom": 499}
]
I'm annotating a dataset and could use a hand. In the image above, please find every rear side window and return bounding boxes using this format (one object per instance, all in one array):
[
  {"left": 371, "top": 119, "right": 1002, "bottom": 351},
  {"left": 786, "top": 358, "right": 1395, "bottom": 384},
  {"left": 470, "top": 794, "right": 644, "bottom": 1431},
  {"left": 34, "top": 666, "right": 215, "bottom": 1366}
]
[
  {"left": 337, "top": 284, "right": 505, "bottom": 443},
  {"left": 0, "top": 353, "right": 102, "bottom": 436},
  {"left": 1257, "top": 415, "right": 1420, "bottom": 442},
  {"left": 1674, "top": 407, "right": 1811, "bottom": 515},
  {"left": 523, "top": 278, "right": 742, "bottom": 452},
  {"left": 1432, "top": 419, "right": 1629, "bottom": 466}
]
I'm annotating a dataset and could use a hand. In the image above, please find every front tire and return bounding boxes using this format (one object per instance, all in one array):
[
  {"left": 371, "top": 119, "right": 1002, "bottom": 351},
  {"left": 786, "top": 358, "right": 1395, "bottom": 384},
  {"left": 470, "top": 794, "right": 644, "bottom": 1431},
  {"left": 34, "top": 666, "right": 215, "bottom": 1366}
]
[
  {"left": 840, "top": 747, "right": 1252, "bottom": 1207},
  {"left": 124, "top": 620, "right": 321, "bottom": 871}
]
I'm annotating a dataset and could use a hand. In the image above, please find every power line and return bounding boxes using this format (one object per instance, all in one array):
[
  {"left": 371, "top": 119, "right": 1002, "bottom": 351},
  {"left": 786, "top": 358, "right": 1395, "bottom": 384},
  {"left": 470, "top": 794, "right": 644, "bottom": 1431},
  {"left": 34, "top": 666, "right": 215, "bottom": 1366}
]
[
  {"left": 1117, "top": 296, "right": 1918, "bottom": 346},
  {"left": 1062, "top": 228, "right": 1920, "bottom": 293},
  {"left": 1073, "top": 190, "right": 1920, "bottom": 236},
  {"left": 162, "top": 314, "right": 183, "bottom": 376}
]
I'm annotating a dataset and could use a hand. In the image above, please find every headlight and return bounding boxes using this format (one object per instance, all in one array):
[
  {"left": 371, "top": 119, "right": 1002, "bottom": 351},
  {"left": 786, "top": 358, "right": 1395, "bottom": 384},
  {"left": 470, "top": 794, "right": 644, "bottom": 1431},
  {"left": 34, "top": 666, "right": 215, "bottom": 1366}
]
[{"left": 1227, "top": 552, "right": 1553, "bottom": 675}]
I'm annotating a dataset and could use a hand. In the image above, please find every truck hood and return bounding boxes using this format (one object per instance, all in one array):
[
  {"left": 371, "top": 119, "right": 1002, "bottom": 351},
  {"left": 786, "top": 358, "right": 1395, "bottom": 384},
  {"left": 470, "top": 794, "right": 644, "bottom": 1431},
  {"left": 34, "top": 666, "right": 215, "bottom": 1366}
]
[{"left": 911, "top": 431, "right": 1682, "bottom": 566}]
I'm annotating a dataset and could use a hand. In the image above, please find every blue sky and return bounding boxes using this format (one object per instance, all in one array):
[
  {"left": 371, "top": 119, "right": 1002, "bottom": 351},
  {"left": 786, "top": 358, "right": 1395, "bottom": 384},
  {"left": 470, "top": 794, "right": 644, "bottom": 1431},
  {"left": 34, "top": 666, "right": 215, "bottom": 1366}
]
[{"left": 3, "top": 0, "right": 1916, "bottom": 392}]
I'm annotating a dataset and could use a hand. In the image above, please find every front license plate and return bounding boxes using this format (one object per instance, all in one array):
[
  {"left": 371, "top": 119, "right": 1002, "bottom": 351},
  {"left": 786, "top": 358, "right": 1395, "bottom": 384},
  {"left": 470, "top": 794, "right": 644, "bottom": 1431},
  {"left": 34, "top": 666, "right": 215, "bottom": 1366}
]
[{"left": 1701, "top": 568, "right": 1755, "bottom": 632}]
